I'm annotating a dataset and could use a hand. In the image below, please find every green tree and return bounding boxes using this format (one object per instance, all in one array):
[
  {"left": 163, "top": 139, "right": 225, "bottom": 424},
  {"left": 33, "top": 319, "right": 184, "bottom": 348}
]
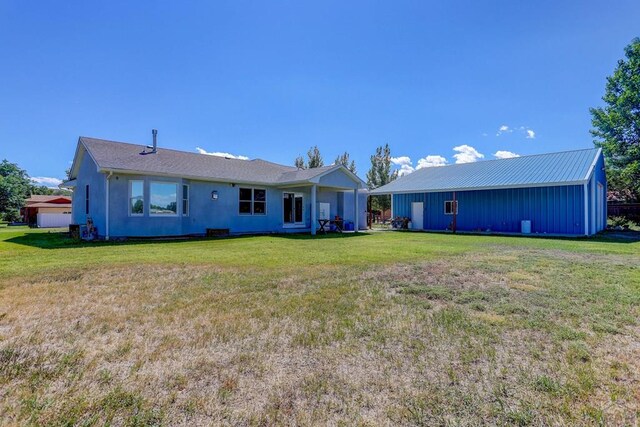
[
  {"left": 0, "top": 160, "right": 31, "bottom": 221},
  {"left": 306, "top": 146, "right": 324, "bottom": 168},
  {"left": 366, "top": 144, "right": 398, "bottom": 215},
  {"left": 334, "top": 152, "right": 357, "bottom": 174},
  {"left": 590, "top": 37, "right": 640, "bottom": 207},
  {"left": 294, "top": 146, "right": 324, "bottom": 169}
]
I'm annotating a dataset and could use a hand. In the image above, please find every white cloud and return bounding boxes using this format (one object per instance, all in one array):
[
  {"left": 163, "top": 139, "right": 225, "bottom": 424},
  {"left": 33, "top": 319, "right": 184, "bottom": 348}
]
[
  {"left": 391, "top": 154, "right": 448, "bottom": 175},
  {"left": 493, "top": 150, "right": 520, "bottom": 159},
  {"left": 31, "top": 176, "right": 63, "bottom": 187},
  {"left": 416, "top": 155, "right": 448, "bottom": 169},
  {"left": 453, "top": 145, "right": 484, "bottom": 164},
  {"left": 496, "top": 124, "right": 536, "bottom": 139},
  {"left": 496, "top": 125, "right": 512, "bottom": 136},
  {"left": 391, "top": 156, "right": 415, "bottom": 176},
  {"left": 196, "top": 147, "right": 249, "bottom": 160}
]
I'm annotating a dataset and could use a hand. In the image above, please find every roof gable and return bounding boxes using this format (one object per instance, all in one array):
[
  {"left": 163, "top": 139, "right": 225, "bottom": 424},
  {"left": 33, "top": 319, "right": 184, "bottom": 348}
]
[{"left": 371, "top": 148, "right": 602, "bottom": 194}]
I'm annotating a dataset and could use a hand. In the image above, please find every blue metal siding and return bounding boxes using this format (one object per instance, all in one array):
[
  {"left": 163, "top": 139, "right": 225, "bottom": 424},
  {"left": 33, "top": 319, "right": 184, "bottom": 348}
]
[
  {"left": 394, "top": 184, "right": 586, "bottom": 235},
  {"left": 392, "top": 193, "right": 426, "bottom": 225}
]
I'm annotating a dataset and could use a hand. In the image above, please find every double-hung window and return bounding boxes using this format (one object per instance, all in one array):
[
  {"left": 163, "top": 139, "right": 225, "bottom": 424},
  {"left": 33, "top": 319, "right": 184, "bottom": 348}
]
[
  {"left": 182, "top": 185, "right": 189, "bottom": 216},
  {"left": 239, "top": 188, "right": 266, "bottom": 215},
  {"left": 130, "top": 180, "right": 144, "bottom": 215}
]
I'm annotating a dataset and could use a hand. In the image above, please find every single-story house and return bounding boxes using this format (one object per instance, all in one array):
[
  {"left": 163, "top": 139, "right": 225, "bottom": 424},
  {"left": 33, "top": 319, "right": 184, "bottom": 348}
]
[
  {"left": 371, "top": 148, "right": 607, "bottom": 236},
  {"left": 61, "top": 134, "right": 367, "bottom": 239},
  {"left": 21, "top": 195, "right": 73, "bottom": 228}
]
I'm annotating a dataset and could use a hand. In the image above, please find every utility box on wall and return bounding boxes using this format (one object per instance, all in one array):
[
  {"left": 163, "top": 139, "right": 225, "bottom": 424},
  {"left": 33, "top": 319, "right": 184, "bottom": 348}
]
[
  {"left": 317, "top": 203, "right": 330, "bottom": 220},
  {"left": 317, "top": 202, "right": 330, "bottom": 232}
]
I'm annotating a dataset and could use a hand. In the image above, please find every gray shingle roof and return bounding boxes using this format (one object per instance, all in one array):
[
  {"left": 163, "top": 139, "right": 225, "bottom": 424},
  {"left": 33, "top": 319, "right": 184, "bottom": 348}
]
[
  {"left": 370, "top": 148, "right": 601, "bottom": 194},
  {"left": 77, "top": 137, "right": 347, "bottom": 185}
]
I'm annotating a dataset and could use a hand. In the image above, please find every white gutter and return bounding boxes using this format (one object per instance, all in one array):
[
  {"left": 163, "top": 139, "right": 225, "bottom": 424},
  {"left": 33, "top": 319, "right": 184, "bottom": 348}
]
[
  {"left": 96, "top": 168, "right": 343, "bottom": 188},
  {"left": 105, "top": 171, "right": 112, "bottom": 240}
]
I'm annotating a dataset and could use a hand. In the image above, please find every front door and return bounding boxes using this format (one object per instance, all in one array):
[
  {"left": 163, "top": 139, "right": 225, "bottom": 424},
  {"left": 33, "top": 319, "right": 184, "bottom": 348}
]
[{"left": 411, "top": 202, "right": 424, "bottom": 230}]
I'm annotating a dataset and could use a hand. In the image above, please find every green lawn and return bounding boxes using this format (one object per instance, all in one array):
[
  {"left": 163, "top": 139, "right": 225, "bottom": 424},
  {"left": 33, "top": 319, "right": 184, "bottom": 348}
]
[{"left": 1, "top": 226, "right": 639, "bottom": 425}]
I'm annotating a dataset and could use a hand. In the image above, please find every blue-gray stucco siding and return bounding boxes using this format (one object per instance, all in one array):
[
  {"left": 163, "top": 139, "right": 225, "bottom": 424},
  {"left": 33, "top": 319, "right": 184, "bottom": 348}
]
[
  {"left": 71, "top": 150, "right": 106, "bottom": 234},
  {"left": 73, "top": 152, "right": 367, "bottom": 237}
]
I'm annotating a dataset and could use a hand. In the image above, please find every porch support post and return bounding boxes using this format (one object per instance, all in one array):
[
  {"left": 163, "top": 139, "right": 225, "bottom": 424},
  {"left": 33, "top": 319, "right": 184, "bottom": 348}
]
[
  {"left": 353, "top": 188, "right": 359, "bottom": 232},
  {"left": 390, "top": 193, "right": 394, "bottom": 219},
  {"left": 311, "top": 184, "right": 317, "bottom": 236}
]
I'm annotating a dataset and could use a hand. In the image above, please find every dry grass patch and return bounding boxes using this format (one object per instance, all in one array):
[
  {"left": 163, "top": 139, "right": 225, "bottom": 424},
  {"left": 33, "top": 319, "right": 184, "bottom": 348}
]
[{"left": 1, "top": 231, "right": 639, "bottom": 425}]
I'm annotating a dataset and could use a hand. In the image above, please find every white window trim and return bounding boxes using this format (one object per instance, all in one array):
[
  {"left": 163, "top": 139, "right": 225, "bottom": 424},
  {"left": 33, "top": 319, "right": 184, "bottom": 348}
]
[
  {"left": 129, "top": 180, "right": 145, "bottom": 217},
  {"left": 149, "top": 181, "right": 179, "bottom": 217},
  {"left": 282, "top": 192, "right": 305, "bottom": 228},
  {"left": 444, "top": 200, "right": 458, "bottom": 215},
  {"left": 182, "top": 184, "right": 189, "bottom": 217},
  {"left": 238, "top": 187, "right": 267, "bottom": 216}
]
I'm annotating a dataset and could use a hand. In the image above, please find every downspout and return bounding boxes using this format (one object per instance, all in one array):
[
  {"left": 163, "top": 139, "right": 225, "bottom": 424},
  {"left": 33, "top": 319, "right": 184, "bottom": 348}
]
[
  {"left": 105, "top": 171, "right": 112, "bottom": 240},
  {"left": 583, "top": 183, "right": 589, "bottom": 236}
]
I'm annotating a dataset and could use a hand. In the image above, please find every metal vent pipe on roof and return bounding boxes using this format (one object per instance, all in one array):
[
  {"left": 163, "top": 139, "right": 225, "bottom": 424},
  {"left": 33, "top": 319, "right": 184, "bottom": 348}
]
[{"left": 151, "top": 129, "right": 158, "bottom": 152}]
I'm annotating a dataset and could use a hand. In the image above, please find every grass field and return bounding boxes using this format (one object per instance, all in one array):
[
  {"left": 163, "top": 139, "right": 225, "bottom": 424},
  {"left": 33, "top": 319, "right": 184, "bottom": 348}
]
[{"left": 1, "top": 226, "right": 639, "bottom": 426}]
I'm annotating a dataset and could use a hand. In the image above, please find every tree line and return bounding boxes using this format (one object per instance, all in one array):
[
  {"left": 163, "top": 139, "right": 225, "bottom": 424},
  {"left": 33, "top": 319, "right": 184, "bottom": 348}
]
[
  {"left": 591, "top": 37, "right": 640, "bottom": 225},
  {"left": 293, "top": 144, "right": 397, "bottom": 214}
]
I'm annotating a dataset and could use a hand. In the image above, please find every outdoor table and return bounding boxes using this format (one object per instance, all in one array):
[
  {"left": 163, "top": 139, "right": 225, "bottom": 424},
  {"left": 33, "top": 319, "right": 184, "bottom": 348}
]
[
  {"left": 317, "top": 219, "right": 343, "bottom": 233},
  {"left": 317, "top": 219, "right": 330, "bottom": 234}
]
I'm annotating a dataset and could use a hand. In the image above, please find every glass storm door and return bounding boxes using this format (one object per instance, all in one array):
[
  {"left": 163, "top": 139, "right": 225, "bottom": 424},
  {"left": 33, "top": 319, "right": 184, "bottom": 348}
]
[{"left": 284, "top": 193, "right": 303, "bottom": 224}]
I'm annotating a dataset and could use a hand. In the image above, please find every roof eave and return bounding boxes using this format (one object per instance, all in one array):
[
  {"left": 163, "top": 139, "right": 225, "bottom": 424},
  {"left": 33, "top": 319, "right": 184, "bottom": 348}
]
[
  {"left": 369, "top": 180, "right": 589, "bottom": 195},
  {"left": 98, "top": 167, "right": 289, "bottom": 187},
  {"left": 59, "top": 179, "right": 77, "bottom": 189}
]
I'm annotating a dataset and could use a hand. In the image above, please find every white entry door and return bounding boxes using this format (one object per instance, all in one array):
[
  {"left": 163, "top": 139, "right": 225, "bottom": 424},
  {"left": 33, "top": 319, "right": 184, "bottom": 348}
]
[{"left": 411, "top": 202, "right": 424, "bottom": 230}]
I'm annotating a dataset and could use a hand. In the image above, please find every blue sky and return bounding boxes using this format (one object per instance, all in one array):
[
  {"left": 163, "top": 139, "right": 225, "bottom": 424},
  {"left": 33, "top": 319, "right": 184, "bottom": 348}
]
[{"left": 1, "top": 1, "right": 638, "bottom": 185}]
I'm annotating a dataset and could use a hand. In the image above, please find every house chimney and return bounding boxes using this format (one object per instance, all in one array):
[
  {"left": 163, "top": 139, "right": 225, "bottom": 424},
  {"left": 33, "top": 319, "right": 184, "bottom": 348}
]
[{"left": 151, "top": 129, "right": 158, "bottom": 152}]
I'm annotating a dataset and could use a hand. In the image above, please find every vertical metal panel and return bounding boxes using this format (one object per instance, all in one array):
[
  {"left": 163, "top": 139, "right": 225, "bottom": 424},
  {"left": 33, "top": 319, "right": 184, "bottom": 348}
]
[{"left": 395, "top": 184, "right": 587, "bottom": 235}]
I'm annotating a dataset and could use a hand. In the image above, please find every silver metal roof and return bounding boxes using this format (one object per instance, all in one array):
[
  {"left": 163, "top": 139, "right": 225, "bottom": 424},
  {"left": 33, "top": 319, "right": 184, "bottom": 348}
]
[
  {"left": 74, "top": 137, "right": 364, "bottom": 188},
  {"left": 370, "top": 148, "right": 602, "bottom": 194}
]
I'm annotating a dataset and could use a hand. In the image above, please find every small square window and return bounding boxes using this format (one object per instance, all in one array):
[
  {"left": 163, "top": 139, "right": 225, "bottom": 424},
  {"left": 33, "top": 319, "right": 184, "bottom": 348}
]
[{"left": 444, "top": 200, "right": 458, "bottom": 215}]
